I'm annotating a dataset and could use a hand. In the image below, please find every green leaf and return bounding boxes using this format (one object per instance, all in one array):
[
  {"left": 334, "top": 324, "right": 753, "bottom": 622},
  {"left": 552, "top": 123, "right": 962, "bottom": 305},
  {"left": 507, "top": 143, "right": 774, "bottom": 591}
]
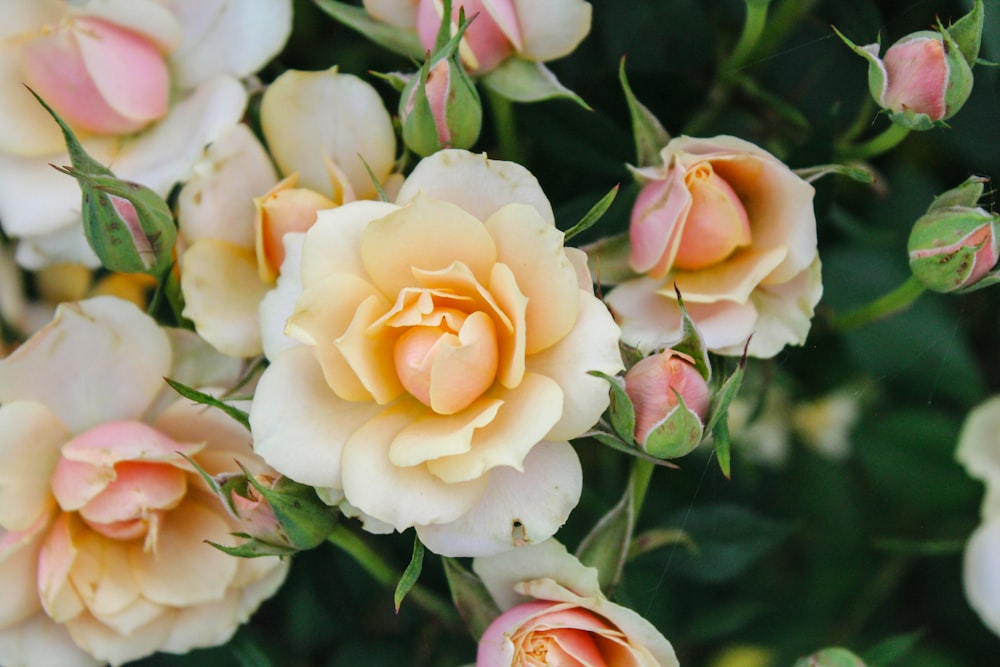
[
  {"left": 480, "top": 59, "right": 591, "bottom": 108},
  {"left": 585, "top": 430, "right": 681, "bottom": 468},
  {"left": 618, "top": 58, "right": 670, "bottom": 167},
  {"left": 588, "top": 370, "right": 635, "bottom": 442},
  {"left": 946, "top": 0, "right": 984, "bottom": 67},
  {"left": 576, "top": 470, "right": 635, "bottom": 592},
  {"left": 207, "top": 537, "right": 297, "bottom": 559},
  {"left": 394, "top": 534, "right": 425, "bottom": 612},
  {"left": 564, "top": 185, "right": 619, "bottom": 242},
  {"left": 712, "top": 414, "right": 732, "bottom": 480},
  {"left": 164, "top": 378, "right": 251, "bottom": 430},
  {"left": 443, "top": 557, "right": 502, "bottom": 640},
  {"left": 863, "top": 630, "right": 924, "bottom": 667},
  {"left": 628, "top": 527, "right": 697, "bottom": 561},
  {"left": 232, "top": 635, "right": 276, "bottom": 667},
  {"left": 313, "top": 0, "right": 425, "bottom": 59},
  {"left": 794, "top": 163, "right": 876, "bottom": 184},
  {"left": 243, "top": 465, "right": 340, "bottom": 551},
  {"left": 704, "top": 348, "right": 748, "bottom": 478}
]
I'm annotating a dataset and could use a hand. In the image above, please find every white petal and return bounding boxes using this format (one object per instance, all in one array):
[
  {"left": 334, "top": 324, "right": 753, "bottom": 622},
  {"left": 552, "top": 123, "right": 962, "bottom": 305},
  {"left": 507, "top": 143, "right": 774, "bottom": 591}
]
[
  {"left": 416, "top": 440, "right": 582, "bottom": 557},
  {"left": 249, "top": 345, "right": 381, "bottom": 487},
  {"left": 0, "top": 517, "right": 48, "bottom": 629},
  {"left": 0, "top": 401, "right": 66, "bottom": 531},
  {"left": 397, "top": 149, "right": 554, "bottom": 225},
  {"left": 957, "top": 396, "right": 1000, "bottom": 519},
  {"left": 66, "top": 610, "right": 174, "bottom": 667},
  {"left": 0, "top": 613, "right": 100, "bottom": 667},
  {"left": 167, "top": 0, "right": 293, "bottom": 89},
  {"left": 964, "top": 517, "right": 1000, "bottom": 638},
  {"left": 260, "top": 233, "right": 306, "bottom": 360},
  {"left": 0, "top": 297, "right": 172, "bottom": 433}
]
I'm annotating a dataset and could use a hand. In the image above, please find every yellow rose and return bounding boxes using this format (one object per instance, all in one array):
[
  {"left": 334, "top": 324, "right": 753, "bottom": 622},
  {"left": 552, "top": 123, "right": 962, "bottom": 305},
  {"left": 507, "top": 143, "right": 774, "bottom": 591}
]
[{"left": 250, "top": 149, "right": 623, "bottom": 556}]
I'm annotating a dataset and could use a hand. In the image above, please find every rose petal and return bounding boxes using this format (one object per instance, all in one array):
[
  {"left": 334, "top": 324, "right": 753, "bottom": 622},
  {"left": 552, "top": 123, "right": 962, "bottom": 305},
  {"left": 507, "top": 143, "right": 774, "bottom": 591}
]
[
  {"left": 361, "top": 196, "right": 498, "bottom": 298},
  {"left": 181, "top": 239, "right": 270, "bottom": 357},
  {"left": 79, "top": 462, "right": 187, "bottom": 525},
  {"left": 363, "top": 0, "right": 419, "bottom": 29},
  {"left": 512, "top": 0, "right": 591, "bottom": 61},
  {"left": 260, "top": 232, "right": 306, "bottom": 360},
  {"left": 0, "top": 297, "right": 172, "bottom": 432},
  {"left": 249, "top": 345, "right": 381, "bottom": 488},
  {"left": 0, "top": 515, "right": 49, "bottom": 629},
  {"left": 484, "top": 204, "right": 579, "bottom": 353},
  {"left": 526, "top": 291, "right": 622, "bottom": 441},
  {"left": 65, "top": 530, "right": 140, "bottom": 621},
  {"left": 417, "top": 440, "right": 582, "bottom": 557},
  {"left": 0, "top": 401, "right": 66, "bottom": 531},
  {"left": 0, "top": 613, "right": 99, "bottom": 667},
  {"left": 957, "top": 396, "right": 1000, "bottom": 519},
  {"left": 340, "top": 401, "right": 490, "bottom": 530},
  {"left": 300, "top": 201, "right": 401, "bottom": 286},
  {"left": 668, "top": 246, "right": 787, "bottom": 305},
  {"left": 65, "top": 609, "right": 174, "bottom": 667},
  {"left": 389, "top": 398, "right": 504, "bottom": 467},
  {"left": 38, "top": 514, "right": 84, "bottom": 623},
  {"left": 964, "top": 517, "right": 1000, "bottom": 637},
  {"left": 59, "top": 421, "right": 202, "bottom": 468},
  {"left": 396, "top": 149, "right": 554, "bottom": 226}
]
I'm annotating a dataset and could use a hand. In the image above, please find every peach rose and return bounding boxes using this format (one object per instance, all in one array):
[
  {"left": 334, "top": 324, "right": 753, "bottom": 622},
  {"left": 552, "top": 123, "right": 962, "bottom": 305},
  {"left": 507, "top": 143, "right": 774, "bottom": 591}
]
[
  {"left": 0, "top": 297, "right": 287, "bottom": 666},
  {"left": 250, "top": 149, "right": 623, "bottom": 556},
  {"left": 364, "top": 0, "right": 592, "bottom": 73},
  {"left": 605, "top": 135, "right": 822, "bottom": 359},
  {"left": 0, "top": 0, "right": 293, "bottom": 268},
  {"left": 474, "top": 539, "right": 679, "bottom": 666},
  {"left": 177, "top": 68, "right": 399, "bottom": 359}
]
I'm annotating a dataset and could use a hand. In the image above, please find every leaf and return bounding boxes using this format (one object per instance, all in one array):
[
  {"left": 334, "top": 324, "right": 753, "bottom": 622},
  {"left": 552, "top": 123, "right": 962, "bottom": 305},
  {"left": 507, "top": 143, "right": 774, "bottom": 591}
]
[
  {"left": 862, "top": 630, "right": 924, "bottom": 667},
  {"left": 576, "top": 470, "right": 635, "bottom": 592},
  {"left": 585, "top": 430, "right": 680, "bottom": 468},
  {"left": 704, "top": 346, "right": 748, "bottom": 479},
  {"left": 207, "top": 537, "right": 296, "bottom": 558},
  {"left": 564, "top": 185, "right": 619, "bottom": 242},
  {"left": 163, "top": 377, "right": 251, "bottom": 430},
  {"left": 313, "top": 0, "right": 425, "bottom": 59},
  {"left": 394, "top": 534, "right": 425, "bottom": 612},
  {"left": 619, "top": 57, "right": 670, "bottom": 167},
  {"left": 443, "top": 557, "right": 502, "bottom": 640},
  {"left": 712, "top": 415, "right": 732, "bottom": 480},
  {"left": 232, "top": 635, "right": 277, "bottom": 667},
  {"left": 480, "top": 59, "right": 590, "bottom": 108},
  {"left": 628, "top": 527, "right": 697, "bottom": 561},
  {"left": 671, "top": 287, "right": 711, "bottom": 382}
]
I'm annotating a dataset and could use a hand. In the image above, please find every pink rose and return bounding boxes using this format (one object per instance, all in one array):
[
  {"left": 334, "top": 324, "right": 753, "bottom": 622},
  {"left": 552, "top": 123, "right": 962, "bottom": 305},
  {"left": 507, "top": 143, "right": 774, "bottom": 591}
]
[
  {"left": 0, "top": 297, "right": 287, "bottom": 666},
  {"left": 474, "top": 539, "right": 679, "bottom": 666},
  {"left": 605, "top": 135, "right": 821, "bottom": 359},
  {"left": 625, "top": 349, "right": 710, "bottom": 446}
]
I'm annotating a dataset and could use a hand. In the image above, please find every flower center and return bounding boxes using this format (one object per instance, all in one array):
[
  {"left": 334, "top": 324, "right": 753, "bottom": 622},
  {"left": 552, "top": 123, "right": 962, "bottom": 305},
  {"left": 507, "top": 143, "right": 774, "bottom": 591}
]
[{"left": 674, "top": 162, "right": 752, "bottom": 271}]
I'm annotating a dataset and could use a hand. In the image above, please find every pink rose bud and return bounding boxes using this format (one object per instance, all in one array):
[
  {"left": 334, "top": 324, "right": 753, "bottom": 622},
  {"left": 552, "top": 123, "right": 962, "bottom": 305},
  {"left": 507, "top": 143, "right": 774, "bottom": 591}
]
[
  {"left": 416, "top": 0, "right": 519, "bottom": 73},
  {"left": 625, "top": 349, "right": 711, "bottom": 453},
  {"left": 908, "top": 176, "right": 1000, "bottom": 293}
]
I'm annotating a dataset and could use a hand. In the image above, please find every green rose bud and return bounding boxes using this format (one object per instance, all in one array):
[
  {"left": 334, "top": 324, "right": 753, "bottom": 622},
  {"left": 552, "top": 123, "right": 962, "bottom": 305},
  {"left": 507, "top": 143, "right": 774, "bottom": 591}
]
[{"left": 908, "top": 176, "right": 1000, "bottom": 293}]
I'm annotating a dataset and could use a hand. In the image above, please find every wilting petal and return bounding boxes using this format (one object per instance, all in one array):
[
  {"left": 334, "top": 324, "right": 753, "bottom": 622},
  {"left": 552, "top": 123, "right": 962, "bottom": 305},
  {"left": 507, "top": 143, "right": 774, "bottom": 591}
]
[
  {"left": 341, "top": 401, "right": 490, "bottom": 529},
  {"left": 250, "top": 346, "right": 381, "bottom": 488},
  {"left": 417, "top": 440, "right": 581, "bottom": 557},
  {"left": 0, "top": 401, "right": 66, "bottom": 531}
]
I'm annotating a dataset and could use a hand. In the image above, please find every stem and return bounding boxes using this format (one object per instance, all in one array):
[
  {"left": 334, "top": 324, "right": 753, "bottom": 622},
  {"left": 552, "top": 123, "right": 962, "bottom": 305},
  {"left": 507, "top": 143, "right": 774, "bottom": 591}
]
[
  {"left": 837, "top": 122, "right": 910, "bottom": 161},
  {"left": 484, "top": 87, "right": 522, "bottom": 163},
  {"left": 630, "top": 459, "right": 656, "bottom": 531},
  {"left": 326, "top": 525, "right": 461, "bottom": 629},
  {"left": 721, "top": 0, "right": 772, "bottom": 75},
  {"left": 834, "top": 275, "right": 926, "bottom": 331}
]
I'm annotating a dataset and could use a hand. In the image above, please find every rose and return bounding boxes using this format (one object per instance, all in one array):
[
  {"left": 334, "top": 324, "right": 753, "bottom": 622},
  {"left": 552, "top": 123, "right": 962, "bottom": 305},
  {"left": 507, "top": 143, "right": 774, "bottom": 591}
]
[
  {"left": 625, "top": 349, "right": 711, "bottom": 447},
  {"left": 250, "top": 149, "right": 623, "bottom": 557},
  {"left": 177, "top": 68, "right": 398, "bottom": 358},
  {"left": 605, "top": 135, "right": 822, "bottom": 359},
  {"left": 474, "top": 539, "right": 679, "bottom": 666},
  {"left": 0, "top": 0, "right": 293, "bottom": 268},
  {"left": 364, "top": 0, "right": 592, "bottom": 73},
  {"left": 0, "top": 297, "right": 287, "bottom": 666}
]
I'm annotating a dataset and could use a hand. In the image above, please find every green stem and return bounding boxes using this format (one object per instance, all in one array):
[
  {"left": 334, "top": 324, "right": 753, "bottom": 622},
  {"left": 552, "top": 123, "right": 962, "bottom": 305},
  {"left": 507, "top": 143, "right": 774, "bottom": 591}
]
[
  {"left": 721, "top": 0, "right": 773, "bottom": 75},
  {"left": 834, "top": 275, "right": 926, "bottom": 331},
  {"left": 630, "top": 459, "right": 656, "bottom": 531},
  {"left": 837, "top": 122, "right": 910, "bottom": 161},
  {"left": 484, "top": 87, "right": 522, "bottom": 163},
  {"left": 326, "top": 525, "right": 461, "bottom": 629}
]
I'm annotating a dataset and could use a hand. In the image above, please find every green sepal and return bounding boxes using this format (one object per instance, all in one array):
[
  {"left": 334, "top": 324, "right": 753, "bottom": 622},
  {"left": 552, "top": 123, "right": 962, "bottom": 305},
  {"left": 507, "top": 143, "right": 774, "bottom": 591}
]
[
  {"left": 163, "top": 377, "right": 251, "bottom": 430},
  {"left": 832, "top": 27, "right": 887, "bottom": 109},
  {"left": 670, "top": 288, "right": 711, "bottom": 382},
  {"left": 370, "top": 70, "right": 411, "bottom": 93},
  {"left": 584, "top": 429, "right": 681, "bottom": 468},
  {"left": 642, "top": 393, "right": 704, "bottom": 460},
  {"left": 443, "top": 557, "right": 502, "bottom": 640},
  {"left": 576, "top": 469, "right": 635, "bottom": 592},
  {"left": 207, "top": 536, "right": 298, "bottom": 559},
  {"left": 242, "top": 463, "right": 339, "bottom": 551},
  {"left": 394, "top": 534, "right": 425, "bottom": 612},
  {"left": 704, "top": 345, "right": 749, "bottom": 479},
  {"left": 619, "top": 58, "right": 670, "bottom": 168},
  {"left": 946, "top": 0, "right": 984, "bottom": 68},
  {"left": 313, "top": 0, "right": 424, "bottom": 59},
  {"left": 480, "top": 59, "right": 590, "bottom": 109},
  {"left": 564, "top": 185, "right": 619, "bottom": 242},
  {"left": 793, "top": 163, "right": 876, "bottom": 184},
  {"left": 927, "top": 174, "right": 987, "bottom": 212},
  {"left": 588, "top": 370, "right": 635, "bottom": 442},
  {"left": 627, "top": 527, "right": 698, "bottom": 561}
]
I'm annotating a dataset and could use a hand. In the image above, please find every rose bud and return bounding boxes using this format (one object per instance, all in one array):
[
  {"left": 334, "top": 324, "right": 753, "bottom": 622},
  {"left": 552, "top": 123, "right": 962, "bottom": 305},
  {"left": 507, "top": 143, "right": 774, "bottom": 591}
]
[
  {"left": 835, "top": 1, "right": 983, "bottom": 130},
  {"left": 908, "top": 176, "right": 1000, "bottom": 293},
  {"left": 624, "top": 349, "right": 711, "bottom": 459},
  {"left": 793, "top": 647, "right": 867, "bottom": 667}
]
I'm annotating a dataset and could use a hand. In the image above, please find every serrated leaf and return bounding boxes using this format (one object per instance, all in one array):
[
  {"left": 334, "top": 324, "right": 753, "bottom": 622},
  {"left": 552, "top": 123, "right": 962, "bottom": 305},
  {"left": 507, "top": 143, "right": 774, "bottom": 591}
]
[
  {"left": 564, "top": 185, "right": 619, "bottom": 242},
  {"left": 394, "top": 534, "right": 425, "bottom": 612},
  {"left": 481, "top": 59, "right": 590, "bottom": 108},
  {"left": 164, "top": 377, "right": 250, "bottom": 430},
  {"left": 588, "top": 370, "right": 635, "bottom": 442},
  {"left": 443, "top": 557, "right": 502, "bottom": 640},
  {"left": 313, "top": 0, "right": 425, "bottom": 59},
  {"left": 576, "top": 471, "right": 635, "bottom": 592},
  {"left": 619, "top": 58, "right": 670, "bottom": 167}
]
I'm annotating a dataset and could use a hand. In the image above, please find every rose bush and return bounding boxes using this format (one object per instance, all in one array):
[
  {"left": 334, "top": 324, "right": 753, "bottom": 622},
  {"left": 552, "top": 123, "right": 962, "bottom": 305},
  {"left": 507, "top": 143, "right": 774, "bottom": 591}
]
[
  {"left": 0, "top": 0, "right": 293, "bottom": 268},
  {"left": 0, "top": 297, "right": 287, "bottom": 666},
  {"left": 363, "top": 0, "right": 592, "bottom": 73},
  {"left": 604, "top": 135, "right": 821, "bottom": 358},
  {"left": 177, "top": 67, "right": 398, "bottom": 358},
  {"left": 473, "top": 539, "right": 679, "bottom": 666},
  {"left": 250, "top": 149, "right": 622, "bottom": 556}
]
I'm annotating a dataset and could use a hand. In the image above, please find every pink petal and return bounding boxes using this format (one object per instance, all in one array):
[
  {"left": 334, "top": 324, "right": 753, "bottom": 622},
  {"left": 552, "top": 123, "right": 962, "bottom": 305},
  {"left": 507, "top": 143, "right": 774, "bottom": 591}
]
[
  {"left": 60, "top": 420, "right": 203, "bottom": 468},
  {"left": 79, "top": 461, "right": 188, "bottom": 525}
]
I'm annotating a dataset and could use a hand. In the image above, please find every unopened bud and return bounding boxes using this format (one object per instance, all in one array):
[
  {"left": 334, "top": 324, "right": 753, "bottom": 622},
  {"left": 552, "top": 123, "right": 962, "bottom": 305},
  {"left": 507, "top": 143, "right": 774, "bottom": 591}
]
[
  {"left": 908, "top": 176, "right": 999, "bottom": 293},
  {"left": 793, "top": 647, "right": 867, "bottom": 667}
]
